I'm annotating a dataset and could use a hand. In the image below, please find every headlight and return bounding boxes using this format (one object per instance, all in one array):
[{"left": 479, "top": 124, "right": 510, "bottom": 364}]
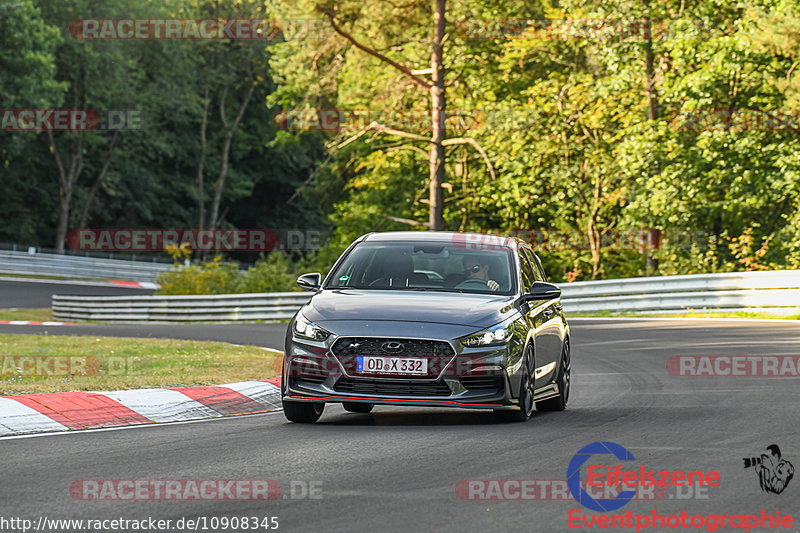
[
  {"left": 459, "top": 318, "right": 516, "bottom": 347},
  {"left": 293, "top": 312, "right": 331, "bottom": 341}
]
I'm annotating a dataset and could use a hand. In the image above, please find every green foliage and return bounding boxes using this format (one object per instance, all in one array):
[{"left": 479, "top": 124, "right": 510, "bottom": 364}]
[
  {"left": 0, "top": 0, "right": 327, "bottom": 252},
  {"left": 157, "top": 253, "right": 301, "bottom": 294},
  {"left": 0, "top": 0, "right": 66, "bottom": 243},
  {"left": 237, "top": 253, "right": 299, "bottom": 293},
  {"left": 157, "top": 256, "right": 242, "bottom": 295},
  {"left": 270, "top": 0, "right": 800, "bottom": 281},
  {"left": 4, "top": 0, "right": 800, "bottom": 283}
]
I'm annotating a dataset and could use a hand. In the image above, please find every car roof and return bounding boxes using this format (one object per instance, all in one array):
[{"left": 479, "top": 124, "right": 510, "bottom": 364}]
[{"left": 359, "top": 231, "right": 522, "bottom": 249}]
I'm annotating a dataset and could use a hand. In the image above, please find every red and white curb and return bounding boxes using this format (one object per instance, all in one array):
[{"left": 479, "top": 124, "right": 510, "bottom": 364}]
[
  {"left": 0, "top": 377, "right": 282, "bottom": 436},
  {"left": 110, "top": 280, "right": 160, "bottom": 289},
  {"left": 0, "top": 320, "right": 78, "bottom": 326},
  {"left": 0, "top": 276, "right": 158, "bottom": 290}
]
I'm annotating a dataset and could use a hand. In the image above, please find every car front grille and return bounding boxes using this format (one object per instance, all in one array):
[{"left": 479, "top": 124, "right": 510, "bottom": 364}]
[
  {"left": 331, "top": 337, "right": 455, "bottom": 357},
  {"left": 294, "top": 375, "right": 326, "bottom": 385},
  {"left": 288, "top": 359, "right": 329, "bottom": 384},
  {"left": 331, "top": 337, "right": 455, "bottom": 379},
  {"left": 334, "top": 377, "right": 452, "bottom": 396},
  {"left": 459, "top": 376, "right": 504, "bottom": 392}
]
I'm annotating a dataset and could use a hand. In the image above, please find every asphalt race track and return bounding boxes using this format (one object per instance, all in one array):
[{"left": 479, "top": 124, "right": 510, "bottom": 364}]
[
  {"left": 1, "top": 318, "right": 799, "bottom": 532},
  {"left": 0, "top": 277, "right": 155, "bottom": 308}
]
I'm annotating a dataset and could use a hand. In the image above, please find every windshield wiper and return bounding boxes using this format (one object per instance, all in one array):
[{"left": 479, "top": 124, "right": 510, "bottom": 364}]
[{"left": 397, "top": 287, "right": 465, "bottom": 293}]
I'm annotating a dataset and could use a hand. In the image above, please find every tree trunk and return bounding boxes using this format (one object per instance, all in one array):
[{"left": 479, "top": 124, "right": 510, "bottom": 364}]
[
  {"left": 197, "top": 87, "right": 210, "bottom": 230},
  {"left": 49, "top": 131, "right": 83, "bottom": 253},
  {"left": 643, "top": 25, "right": 659, "bottom": 121},
  {"left": 209, "top": 83, "right": 255, "bottom": 231},
  {"left": 78, "top": 131, "right": 119, "bottom": 228},
  {"left": 428, "top": 0, "right": 446, "bottom": 231},
  {"left": 56, "top": 190, "right": 72, "bottom": 254},
  {"left": 587, "top": 174, "right": 602, "bottom": 279},
  {"left": 643, "top": 16, "right": 659, "bottom": 275}
]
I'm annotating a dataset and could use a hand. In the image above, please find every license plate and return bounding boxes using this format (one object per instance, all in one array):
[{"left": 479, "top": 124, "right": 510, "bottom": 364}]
[{"left": 356, "top": 356, "right": 427, "bottom": 375}]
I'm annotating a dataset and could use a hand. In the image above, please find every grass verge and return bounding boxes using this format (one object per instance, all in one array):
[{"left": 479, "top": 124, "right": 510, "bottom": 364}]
[
  {"left": 0, "top": 309, "right": 289, "bottom": 325},
  {"left": 0, "top": 308, "right": 53, "bottom": 321},
  {"left": 0, "top": 273, "right": 117, "bottom": 282},
  {"left": 0, "top": 273, "right": 71, "bottom": 281},
  {"left": 0, "top": 334, "right": 281, "bottom": 395}
]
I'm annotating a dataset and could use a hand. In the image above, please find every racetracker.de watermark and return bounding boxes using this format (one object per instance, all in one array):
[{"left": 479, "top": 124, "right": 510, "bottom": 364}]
[
  {"left": 274, "top": 108, "right": 590, "bottom": 132},
  {"left": 1, "top": 356, "right": 146, "bottom": 377},
  {"left": 667, "top": 109, "right": 800, "bottom": 132},
  {"left": 455, "top": 479, "right": 713, "bottom": 501},
  {"left": 1, "top": 356, "right": 99, "bottom": 377},
  {"left": 275, "top": 109, "right": 491, "bottom": 132},
  {"left": 451, "top": 229, "right": 661, "bottom": 252},
  {"left": 456, "top": 17, "right": 721, "bottom": 41},
  {"left": 66, "top": 229, "right": 325, "bottom": 252},
  {"left": 286, "top": 353, "right": 504, "bottom": 379},
  {"left": 1, "top": 109, "right": 142, "bottom": 131},
  {"left": 69, "top": 479, "right": 322, "bottom": 501},
  {"left": 68, "top": 18, "right": 331, "bottom": 40},
  {"left": 667, "top": 355, "right": 800, "bottom": 377},
  {"left": 0, "top": 516, "right": 279, "bottom": 533}
]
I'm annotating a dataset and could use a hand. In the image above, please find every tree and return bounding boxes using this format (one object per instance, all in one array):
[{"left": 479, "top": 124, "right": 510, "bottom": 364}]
[
  {"left": 37, "top": 0, "right": 148, "bottom": 252},
  {"left": 0, "top": 0, "right": 66, "bottom": 245},
  {"left": 271, "top": 0, "right": 500, "bottom": 231}
]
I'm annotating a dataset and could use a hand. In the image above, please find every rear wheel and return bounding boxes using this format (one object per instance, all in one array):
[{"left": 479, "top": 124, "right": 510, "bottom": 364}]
[
  {"left": 282, "top": 399, "right": 324, "bottom": 423},
  {"left": 495, "top": 346, "right": 535, "bottom": 423},
  {"left": 536, "top": 340, "right": 570, "bottom": 412},
  {"left": 342, "top": 402, "right": 374, "bottom": 414}
]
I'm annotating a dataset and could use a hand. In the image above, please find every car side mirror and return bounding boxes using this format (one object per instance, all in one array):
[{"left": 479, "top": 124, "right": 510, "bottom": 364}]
[
  {"left": 523, "top": 281, "right": 561, "bottom": 301},
  {"left": 297, "top": 273, "right": 322, "bottom": 291}
]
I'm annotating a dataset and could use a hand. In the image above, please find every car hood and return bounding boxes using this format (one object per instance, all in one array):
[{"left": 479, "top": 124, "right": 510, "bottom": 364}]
[{"left": 302, "top": 289, "right": 517, "bottom": 328}]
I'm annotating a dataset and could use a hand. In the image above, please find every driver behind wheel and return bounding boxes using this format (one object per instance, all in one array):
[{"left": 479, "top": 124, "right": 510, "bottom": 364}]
[{"left": 462, "top": 255, "right": 500, "bottom": 291}]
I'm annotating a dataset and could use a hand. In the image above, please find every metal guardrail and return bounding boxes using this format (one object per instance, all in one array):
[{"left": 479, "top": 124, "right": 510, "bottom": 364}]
[
  {"left": 559, "top": 270, "right": 800, "bottom": 313},
  {"left": 53, "top": 292, "right": 311, "bottom": 322},
  {"left": 51, "top": 270, "right": 800, "bottom": 323},
  {"left": 0, "top": 250, "right": 172, "bottom": 282}
]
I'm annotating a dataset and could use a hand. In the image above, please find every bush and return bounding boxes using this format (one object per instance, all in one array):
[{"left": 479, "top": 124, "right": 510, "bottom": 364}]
[
  {"left": 157, "top": 253, "right": 301, "bottom": 295},
  {"left": 238, "top": 252, "right": 298, "bottom": 293},
  {"left": 157, "top": 256, "right": 242, "bottom": 295}
]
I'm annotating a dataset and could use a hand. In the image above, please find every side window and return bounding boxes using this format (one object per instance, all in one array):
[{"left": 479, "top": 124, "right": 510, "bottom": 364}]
[
  {"left": 524, "top": 249, "right": 545, "bottom": 282},
  {"left": 518, "top": 250, "right": 536, "bottom": 292},
  {"left": 534, "top": 255, "right": 548, "bottom": 282}
]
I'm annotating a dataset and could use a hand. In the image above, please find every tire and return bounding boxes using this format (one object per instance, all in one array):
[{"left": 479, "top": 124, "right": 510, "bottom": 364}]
[
  {"left": 495, "top": 345, "right": 535, "bottom": 423},
  {"left": 536, "top": 340, "right": 570, "bottom": 412},
  {"left": 282, "top": 399, "right": 324, "bottom": 423},
  {"left": 342, "top": 402, "right": 374, "bottom": 414}
]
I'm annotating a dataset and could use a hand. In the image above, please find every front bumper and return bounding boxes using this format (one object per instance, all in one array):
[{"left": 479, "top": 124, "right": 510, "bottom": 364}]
[{"left": 283, "top": 332, "right": 520, "bottom": 410}]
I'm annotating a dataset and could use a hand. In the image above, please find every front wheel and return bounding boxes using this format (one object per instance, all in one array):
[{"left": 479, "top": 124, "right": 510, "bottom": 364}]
[
  {"left": 343, "top": 402, "right": 374, "bottom": 414},
  {"left": 283, "top": 399, "right": 324, "bottom": 423},
  {"left": 536, "top": 340, "right": 570, "bottom": 412},
  {"left": 495, "top": 346, "right": 535, "bottom": 423}
]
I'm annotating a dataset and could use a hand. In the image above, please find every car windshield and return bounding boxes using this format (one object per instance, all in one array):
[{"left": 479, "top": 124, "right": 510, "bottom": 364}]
[{"left": 325, "top": 241, "right": 516, "bottom": 295}]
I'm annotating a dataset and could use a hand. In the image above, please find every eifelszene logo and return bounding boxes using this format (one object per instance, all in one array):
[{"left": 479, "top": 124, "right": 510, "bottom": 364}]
[
  {"left": 567, "top": 441, "right": 637, "bottom": 512},
  {"left": 567, "top": 441, "right": 721, "bottom": 513},
  {"left": 743, "top": 445, "right": 794, "bottom": 495}
]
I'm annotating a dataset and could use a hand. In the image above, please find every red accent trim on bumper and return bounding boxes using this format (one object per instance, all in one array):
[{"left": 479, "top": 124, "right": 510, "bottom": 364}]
[{"left": 288, "top": 394, "right": 503, "bottom": 407}]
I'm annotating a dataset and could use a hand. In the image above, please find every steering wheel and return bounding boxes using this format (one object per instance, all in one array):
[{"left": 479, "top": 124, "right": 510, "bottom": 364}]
[{"left": 456, "top": 278, "right": 490, "bottom": 289}]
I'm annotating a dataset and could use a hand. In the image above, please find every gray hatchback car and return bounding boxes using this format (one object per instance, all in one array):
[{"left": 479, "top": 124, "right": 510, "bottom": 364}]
[{"left": 281, "top": 231, "right": 570, "bottom": 423}]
